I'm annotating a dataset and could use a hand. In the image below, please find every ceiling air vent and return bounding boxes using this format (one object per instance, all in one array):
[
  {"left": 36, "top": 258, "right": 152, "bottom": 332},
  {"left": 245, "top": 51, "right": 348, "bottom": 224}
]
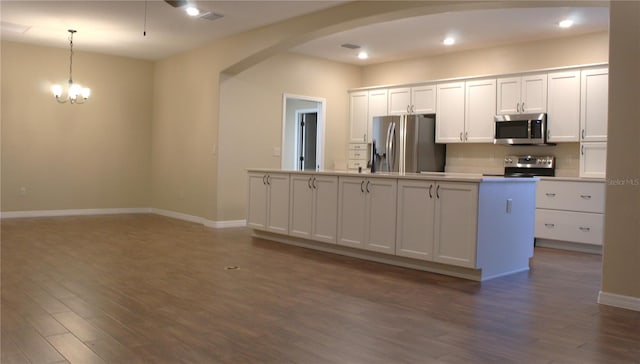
[
  {"left": 341, "top": 43, "right": 361, "bottom": 50},
  {"left": 200, "top": 12, "right": 224, "bottom": 21}
]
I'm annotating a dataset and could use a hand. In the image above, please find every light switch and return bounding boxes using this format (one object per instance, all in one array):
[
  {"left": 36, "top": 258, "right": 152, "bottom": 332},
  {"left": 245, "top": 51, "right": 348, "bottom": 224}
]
[{"left": 272, "top": 147, "right": 281, "bottom": 157}]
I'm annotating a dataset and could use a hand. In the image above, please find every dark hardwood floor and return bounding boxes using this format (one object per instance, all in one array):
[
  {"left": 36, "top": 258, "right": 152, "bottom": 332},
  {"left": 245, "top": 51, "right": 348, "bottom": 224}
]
[{"left": 1, "top": 214, "right": 639, "bottom": 363}]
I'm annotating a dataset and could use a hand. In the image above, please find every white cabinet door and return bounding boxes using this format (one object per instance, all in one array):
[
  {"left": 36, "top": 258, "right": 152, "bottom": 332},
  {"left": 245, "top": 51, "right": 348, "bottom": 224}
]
[
  {"left": 520, "top": 74, "right": 547, "bottom": 114},
  {"left": 312, "top": 176, "right": 338, "bottom": 243},
  {"left": 547, "top": 70, "right": 581, "bottom": 142},
  {"left": 465, "top": 78, "right": 496, "bottom": 143},
  {"left": 247, "top": 173, "right": 268, "bottom": 229},
  {"left": 581, "top": 68, "right": 609, "bottom": 142},
  {"left": 580, "top": 142, "right": 607, "bottom": 178},
  {"left": 368, "top": 89, "right": 388, "bottom": 142},
  {"left": 337, "top": 177, "right": 366, "bottom": 248},
  {"left": 388, "top": 87, "right": 411, "bottom": 115},
  {"left": 349, "top": 91, "right": 368, "bottom": 143},
  {"left": 412, "top": 84, "right": 437, "bottom": 114},
  {"left": 433, "top": 182, "right": 478, "bottom": 268},
  {"left": 496, "top": 77, "right": 521, "bottom": 114},
  {"left": 266, "top": 174, "right": 290, "bottom": 234},
  {"left": 364, "top": 178, "right": 397, "bottom": 254},
  {"left": 396, "top": 180, "right": 436, "bottom": 260},
  {"left": 289, "top": 175, "right": 314, "bottom": 239},
  {"left": 436, "top": 81, "right": 465, "bottom": 143},
  {"left": 497, "top": 74, "right": 546, "bottom": 114}
]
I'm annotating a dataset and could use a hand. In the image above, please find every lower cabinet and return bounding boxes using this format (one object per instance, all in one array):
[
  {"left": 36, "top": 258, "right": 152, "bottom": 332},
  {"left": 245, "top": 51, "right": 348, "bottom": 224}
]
[
  {"left": 289, "top": 175, "right": 338, "bottom": 243},
  {"left": 396, "top": 180, "right": 478, "bottom": 268},
  {"left": 337, "top": 176, "right": 397, "bottom": 254},
  {"left": 580, "top": 142, "right": 607, "bottom": 178},
  {"left": 247, "top": 172, "right": 290, "bottom": 234}
]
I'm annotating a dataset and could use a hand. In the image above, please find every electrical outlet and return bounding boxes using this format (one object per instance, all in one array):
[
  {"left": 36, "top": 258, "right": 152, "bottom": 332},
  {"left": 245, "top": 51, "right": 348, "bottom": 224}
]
[
  {"left": 272, "top": 147, "right": 281, "bottom": 157},
  {"left": 20, "top": 186, "right": 27, "bottom": 196}
]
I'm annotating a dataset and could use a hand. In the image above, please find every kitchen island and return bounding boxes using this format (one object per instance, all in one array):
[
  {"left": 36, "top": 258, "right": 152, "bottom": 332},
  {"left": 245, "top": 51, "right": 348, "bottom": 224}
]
[{"left": 247, "top": 170, "right": 537, "bottom": 281}]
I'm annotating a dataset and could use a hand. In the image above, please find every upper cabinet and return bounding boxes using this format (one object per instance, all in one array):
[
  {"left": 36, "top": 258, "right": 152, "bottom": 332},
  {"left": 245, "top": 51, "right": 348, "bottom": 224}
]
[
  {"left": 349, "top": 91, "right": 368, "bottom": 143},
  {"left": 580, "top": 67, "right": 609, "bottom": 142},
  {"left": 497, "top": 73, "right": 547, "bottom": 114},
  {"left": 349, "top": 89, "right": 388, "bottom": 143},
  {"left": 388, "top": 84, "right": 436, "bottom": 115},
  {"left": 436, "top": 79, "right": 496, "bottom": 143},
  {"left": 547, "top": 70, "right": 581, "bottom": 142}
]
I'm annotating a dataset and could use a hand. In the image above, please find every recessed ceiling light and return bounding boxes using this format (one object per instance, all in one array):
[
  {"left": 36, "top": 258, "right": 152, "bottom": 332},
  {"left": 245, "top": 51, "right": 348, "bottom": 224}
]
[
  {"left": 443, "top": 37, "right": 455, "bottom": 46},
  {"left": 186, "top": 6, "right": 200, "bottom": 16},
  {"left": 559, "top": 19, "right": 574, "bottom": 28},
  {"left": 357, "top": 51, "right": 368, "bottom": 60}
]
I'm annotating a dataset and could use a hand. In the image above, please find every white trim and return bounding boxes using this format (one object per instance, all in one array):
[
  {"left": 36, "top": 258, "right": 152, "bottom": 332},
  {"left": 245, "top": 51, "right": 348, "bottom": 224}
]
[
  {"left": 0, "top": 208, "right": 151, "bottom": 219},
  {"left": 535, "top": 239, "right": 602, "bottom": 255},
  {"left": 150, "top": 208, "right": 205, "bottom": 224},
  {"left": 281, "top": 93, "right": 327, "bottom": 171},
  {"left": 598, "top": 291, "right": 640, "bottom": 312},
  {"left": 204, "top": 219, "right": 247, "bottom": 229}
]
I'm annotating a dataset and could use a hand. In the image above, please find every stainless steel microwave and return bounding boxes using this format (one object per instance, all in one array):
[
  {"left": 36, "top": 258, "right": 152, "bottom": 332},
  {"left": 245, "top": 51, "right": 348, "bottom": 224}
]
[{"left": 494, "top": 113, "right": 547, "bottom": 145}]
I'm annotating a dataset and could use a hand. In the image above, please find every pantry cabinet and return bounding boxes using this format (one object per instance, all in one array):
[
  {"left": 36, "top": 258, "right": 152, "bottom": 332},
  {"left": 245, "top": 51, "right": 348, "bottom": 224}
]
[
  {"left": 289, "top": 175, "right": 338, "bottom": 243},
  {"left": 247, "top": 172, "right": 290, "bottom": 234},
  {"left": 547, "top": 70, "right": 581, "bottom": 142},
  {"left": 497, "top": 73, "right": 547, "bottom": 115},
  {"left": 337, "top": 176, "right": 397, "bottom": 254}
]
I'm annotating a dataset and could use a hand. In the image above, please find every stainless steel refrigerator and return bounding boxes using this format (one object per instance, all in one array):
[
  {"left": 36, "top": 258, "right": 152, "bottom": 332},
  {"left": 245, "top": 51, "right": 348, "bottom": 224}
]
[{"left": 370, "top": 114, "right": 445, "bottom": 173}]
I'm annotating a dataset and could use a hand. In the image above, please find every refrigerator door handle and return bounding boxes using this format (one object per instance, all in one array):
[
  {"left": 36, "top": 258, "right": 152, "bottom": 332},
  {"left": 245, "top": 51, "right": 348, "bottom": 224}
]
[
  {"left": 385, "top": 123, "right": 394, "bottom": 172},
  {"left": 389, "top": 122, "right": 397, "bottom": 172}
]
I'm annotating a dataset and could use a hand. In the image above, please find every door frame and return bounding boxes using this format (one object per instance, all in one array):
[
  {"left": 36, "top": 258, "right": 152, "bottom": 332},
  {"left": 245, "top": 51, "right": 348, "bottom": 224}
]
[
  {"left": 281, "top": 93, "right": 326, "bottom": 170},
  {"left": 294, "top": 109, "right": 319, "bottom": 170}
]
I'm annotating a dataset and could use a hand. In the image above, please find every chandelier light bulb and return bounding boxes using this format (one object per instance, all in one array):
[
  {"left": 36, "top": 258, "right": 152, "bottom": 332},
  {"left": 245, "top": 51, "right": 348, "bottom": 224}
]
[{"left": 51, "top": 85, "right": 63, "bottom": 98}]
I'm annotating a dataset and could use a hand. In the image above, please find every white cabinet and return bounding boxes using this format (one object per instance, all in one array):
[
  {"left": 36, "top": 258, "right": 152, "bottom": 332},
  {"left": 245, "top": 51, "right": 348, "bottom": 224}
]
[
  {"left": 580, "top": 142, "right": 607, "bottom": 178},
  {"left": 289, "top": 175, "right": 338, "bottom": 243},
  {"left": 349, "top": 89, "right": 388, "bottom": 143},
  {"left": 581, "top": 67, "right": 609, "bottom": 142},
  {"left": 547, "top": 70, "right": 581, "bottom": 142},
  {"left": 464, "top": 78, "right": 497, "bottom": 143},
  {"left": 349, "top": 91, "right": 368, "bottom": 143},
  {"left": 396, "top": 180, "right": 436, "bottom": 260},
  {"left": 436, "top": 79, "right": 495, "bottom": 143},
  {"left": 497, "top": 73, "right": 547, "bottom": 114},
  {"left": 536, "top": 179, "right": 606, "bottom": 249},
  {"left": 433, "top": 182, "right": 479, "bottom": 268},
  {"left": 337, "top": 176, "right": 397, "bottom": 254},
  {"left": 388, "top": 84, "right": 436, "bottom": 115},
  {"left": 347, "top": 143, "right": 369, "bottom": 171},
  {"left": 247, "top": 172, "right": 289, "bottom": 234},
  {"left": 436, "top": 81, "right": 466, "bottom": 143}
]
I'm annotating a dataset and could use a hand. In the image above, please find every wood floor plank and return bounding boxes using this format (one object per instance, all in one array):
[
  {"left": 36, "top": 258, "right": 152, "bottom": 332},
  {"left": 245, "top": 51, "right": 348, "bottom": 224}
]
[
  {"left": 1, "top": 330, "right": 32, "bottom": 364},
  {"left": 2, "top": 214, "right": 639, "bottom": 363}
]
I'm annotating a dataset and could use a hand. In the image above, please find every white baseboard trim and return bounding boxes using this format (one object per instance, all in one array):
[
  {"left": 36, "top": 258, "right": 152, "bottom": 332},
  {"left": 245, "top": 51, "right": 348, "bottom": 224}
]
[
  {"left": 0, "top": 208, "right": 151, "bottom": 219},
  {"left": 1, "top": 207, "right": 246, "bottom": 229},
  {"left": 598, "top": 291, "right": 640, "bottom": 312}
]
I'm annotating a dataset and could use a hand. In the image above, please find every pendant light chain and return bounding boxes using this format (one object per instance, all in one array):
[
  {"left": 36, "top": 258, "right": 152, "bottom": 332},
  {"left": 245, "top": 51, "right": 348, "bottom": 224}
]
[{"left": 68, "top": 30, "right": 75, "bottom": 84}]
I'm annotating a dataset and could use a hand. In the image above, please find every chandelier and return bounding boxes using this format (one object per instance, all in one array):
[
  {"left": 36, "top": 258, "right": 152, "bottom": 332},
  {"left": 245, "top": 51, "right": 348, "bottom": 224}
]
[{"left": 51, "top": 30, "right": 90, "bottom": 104}]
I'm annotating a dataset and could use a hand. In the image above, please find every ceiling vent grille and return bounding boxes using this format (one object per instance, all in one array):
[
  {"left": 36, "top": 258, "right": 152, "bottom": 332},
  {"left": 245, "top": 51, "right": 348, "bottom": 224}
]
[
  {"left": 341, "top": 43, "right": 361, "bottom": 50},
  {"left": 200, "top": 12, "right": 224, "bottom": 21}
]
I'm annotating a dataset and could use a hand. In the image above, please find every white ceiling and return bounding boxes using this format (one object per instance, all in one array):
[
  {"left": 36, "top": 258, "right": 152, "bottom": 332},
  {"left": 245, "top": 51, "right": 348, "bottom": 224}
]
[{"left": 1, "top": 1, "right": 609, "bottom": 64}]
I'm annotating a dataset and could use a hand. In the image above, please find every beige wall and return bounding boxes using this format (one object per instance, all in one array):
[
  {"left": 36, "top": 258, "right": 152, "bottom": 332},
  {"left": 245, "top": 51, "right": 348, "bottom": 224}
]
[
  {"left": 601, "top": 2, "right": 640, "bottom": 300},
  {"left": 218, "top": 52, "right": 361, "bottom": 220},
  {"left": 1, "top": 41, "right": 153, "bottom": 211},
  {"left": 360, "top": 32, "right": 608, "bottom": 176}
]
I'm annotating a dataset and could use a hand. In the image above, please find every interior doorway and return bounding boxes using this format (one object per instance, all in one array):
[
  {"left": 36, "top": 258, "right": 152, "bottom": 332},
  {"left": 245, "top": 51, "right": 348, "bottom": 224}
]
[{"left": 282, "top": 94, "right": 326, "bottom": 170}]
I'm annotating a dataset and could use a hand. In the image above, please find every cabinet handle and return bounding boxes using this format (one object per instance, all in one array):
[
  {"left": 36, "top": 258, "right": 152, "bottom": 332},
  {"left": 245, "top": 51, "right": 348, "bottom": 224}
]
[
  {"left": 545, "top": 223, "right": 555, "bottom": 228},
  {"left": 363, "top": 134, "right": 366, "bottom": 142},
  {"left": 366, "top": 181, "right": 371, "bottom": 193},
  {"left": 407, "top": 105, "right": 411, "bottom": 114},
  {"left": 581, "top": 145, "right": 585, "bottom": 155},
  {"left": 308, "top": 177, "right": 312, "bottom": 189},
  {"left": 545, "top": 193, "right": 556, "bottom": 197},
  {"left": 459, "top": 132, "right": 463, "bottom": 141},
  {"left": 266, "top": 175, "right": 271, "bottom": 185},
  {"left": 516, "top": 102, "right": 520, "bottom": 113},
  {"left": 579, "top": 226, "right": 591, "bottom": 232},
  {"left": 580, "top": 194, "right": 592, "bottom": 199},
  {"left": 360, "top": 180, "right": 365, "bottom": 193},
  {"left": 436, "top": 185, "right": 441, "bottom": 199},
  {"left": 582, "top": 129, "right": 586, "bottom": 140},
  {"left": 263, "top": 175, "right": 267, "bottom": 185},
  {"left": 312, "top": 177, "right": 317, "bottom": 189},
  {"left": 428, "top": 184, "right": 433, "bottom": 199},
  {"left": 521, "top": 102, "right": 525, "bottom": 112},
  {"left": 411, "top": 105, "right": 415, "bottom": 113},
  {"left": 547, "top": 130, "right": 550, "bottom": 140},
  {"left": 465, "top": 131, "right": 468, "bottom": 141}
]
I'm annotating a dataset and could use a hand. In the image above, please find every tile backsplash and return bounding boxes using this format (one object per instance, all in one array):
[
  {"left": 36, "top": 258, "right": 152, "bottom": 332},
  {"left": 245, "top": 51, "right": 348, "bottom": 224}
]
[{"left": 445, "top": 143, "right": 580, "bottom": 176}]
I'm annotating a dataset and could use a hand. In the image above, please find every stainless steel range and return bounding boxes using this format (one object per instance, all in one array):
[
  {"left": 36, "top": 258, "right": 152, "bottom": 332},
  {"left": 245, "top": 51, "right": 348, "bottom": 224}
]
[{"left": 503, "top": 155, "right": 555, "bottom": 177}]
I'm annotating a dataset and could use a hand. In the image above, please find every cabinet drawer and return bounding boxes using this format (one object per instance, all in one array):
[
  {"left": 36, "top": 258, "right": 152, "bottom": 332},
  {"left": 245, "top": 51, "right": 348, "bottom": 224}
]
[
  {"left": 348, "top": 160, "right": 367, "bottom": 169},
  {"left": 536, "top": 180, "right": 605, "bottom": 213},
  {"left": 348, "top": 150, "right": 368, "bottom": 160},
  {"left": 536, "top": 209, "right": 603, "bottom": 245},
  {"left": 349, "top": 143, "right": 368, "bottom": 151}
]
